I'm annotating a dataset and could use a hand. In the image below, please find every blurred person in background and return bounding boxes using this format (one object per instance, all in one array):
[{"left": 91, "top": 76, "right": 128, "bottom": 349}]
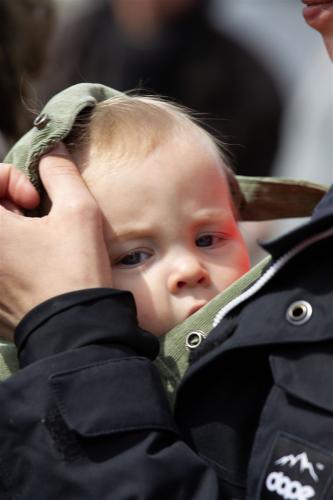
[
  {"left": 302, "top": 0, "right": 333, "bottom": 58},
  {"left": 273, "top": 49, "right": 332, "bottom": 187},
  {"left": 39, "top": 0, "right": 283, "bottom": 179},
  {"left": 0, "top": 0, "right": 55, "bottom": 157},
  {"left": 274, "top": 0, "right": 332, "bottom": 187},
  {"left": 270, "top": 0, "right": 333, "bottom": 238}
]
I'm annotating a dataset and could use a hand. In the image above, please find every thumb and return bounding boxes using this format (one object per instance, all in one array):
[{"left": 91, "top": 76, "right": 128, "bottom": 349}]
[
  {"left": 39, "top": 142, "right": 92, "bottom": 210},
  {"left": 0, "top": 163, "right": 40, "bottom": 209}
]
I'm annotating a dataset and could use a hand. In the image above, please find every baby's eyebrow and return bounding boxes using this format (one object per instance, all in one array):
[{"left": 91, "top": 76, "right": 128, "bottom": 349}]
[
  {"left": 107, "top": 209, "right": 231, "bottom": 245},
  {"left": 107, "top": 226, "right": 154, "bottom": 244},
  {"left": 191, "top": 208, "right": 231, "bottom": 223}
]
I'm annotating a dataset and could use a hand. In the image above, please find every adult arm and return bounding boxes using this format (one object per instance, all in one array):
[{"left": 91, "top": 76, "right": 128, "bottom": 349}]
[
  {"left": 0, "top": 289, "right": 220, "bottom": 499},
  {"left": 0, "top": 151, "right": 222, "bottom": 499},
  {"left": 0, "top": 144, "right": 112, "bottom": 336}
]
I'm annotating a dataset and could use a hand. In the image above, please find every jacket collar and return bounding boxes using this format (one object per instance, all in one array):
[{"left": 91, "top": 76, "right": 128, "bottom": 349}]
[{"left": 261, "top": 184, "right": 333, "bottom": 259}]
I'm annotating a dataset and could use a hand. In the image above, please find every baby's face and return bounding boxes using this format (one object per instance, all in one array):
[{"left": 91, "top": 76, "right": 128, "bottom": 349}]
[{"left": 83, "top": 132, "right": 250, "bottom": 336}]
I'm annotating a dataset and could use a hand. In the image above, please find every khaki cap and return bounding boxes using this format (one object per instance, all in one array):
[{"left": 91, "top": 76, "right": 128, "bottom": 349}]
[{"left": 4, "top": 82, "right": 327, "bottom": 221}]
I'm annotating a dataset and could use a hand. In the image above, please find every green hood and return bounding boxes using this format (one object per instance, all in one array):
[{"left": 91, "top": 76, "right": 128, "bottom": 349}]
[{"left": 4, "top": 82, "right": 326, "bottom": 221}]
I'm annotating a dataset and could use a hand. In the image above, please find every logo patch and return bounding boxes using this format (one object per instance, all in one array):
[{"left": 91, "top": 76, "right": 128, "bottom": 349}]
[{"left": 261, "top": 435, "right": 333, "bottom": 500}]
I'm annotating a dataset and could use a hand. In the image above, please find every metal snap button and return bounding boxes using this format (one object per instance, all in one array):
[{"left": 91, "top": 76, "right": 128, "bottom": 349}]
[
  {"left": 286, "top": 300, "right": 312, "bottom": 325},
  {"left": 33, "top": 113, "right": 50, "bottom": 129},
  {"left": 185, "top": 330, "right": 206, "bottom": 350}
]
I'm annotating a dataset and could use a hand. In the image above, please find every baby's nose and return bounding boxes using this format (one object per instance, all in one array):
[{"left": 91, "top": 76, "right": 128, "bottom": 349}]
[{"left": 167, "top": 256, "right": 211, "bottom": 293}]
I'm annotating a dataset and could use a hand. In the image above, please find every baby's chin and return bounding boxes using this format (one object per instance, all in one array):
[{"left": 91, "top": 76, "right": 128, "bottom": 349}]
[
  {"left": 147, "top": 324, "right": 174, "bottom": 338},
  {"left": 140, "top": 304, "right": 211, "bottom": 337},
  {"left": 139, "top": 317, "right": 180, "bottom": 338}
]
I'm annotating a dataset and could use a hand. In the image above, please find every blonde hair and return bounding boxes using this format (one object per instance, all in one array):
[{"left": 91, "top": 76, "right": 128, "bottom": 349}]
[{"left": 66, "top": 94, "right": 243, "bottom": 213}]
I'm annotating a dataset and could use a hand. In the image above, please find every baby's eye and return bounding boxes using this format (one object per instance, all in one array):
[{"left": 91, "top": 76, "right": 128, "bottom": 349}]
[
  {"left": 196, "top": 234, "right": 221, "bottom": 247},
  {"left": 115, "top": 250, "right": 152, "bottom": 268}
]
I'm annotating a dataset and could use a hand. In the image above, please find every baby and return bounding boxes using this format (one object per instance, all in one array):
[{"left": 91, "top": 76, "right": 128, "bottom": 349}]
[{"left": 63, "top": 94, "right": 250, "bottom": 336}]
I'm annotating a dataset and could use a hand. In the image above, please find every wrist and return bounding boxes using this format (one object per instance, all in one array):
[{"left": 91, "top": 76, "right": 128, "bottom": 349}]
[{"left": 15, "top": 288, "right": 159, "bottom": 367}]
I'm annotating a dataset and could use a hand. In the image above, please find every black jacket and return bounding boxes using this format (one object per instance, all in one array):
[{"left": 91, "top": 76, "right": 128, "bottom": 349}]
[{"left": 1, "top": 187, "right": 333, "bottom": 499}]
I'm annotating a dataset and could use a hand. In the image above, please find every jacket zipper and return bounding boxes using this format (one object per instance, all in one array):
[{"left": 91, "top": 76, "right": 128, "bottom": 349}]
[{"left": 213, "top": 225, "right": 333, "bottom": 327}]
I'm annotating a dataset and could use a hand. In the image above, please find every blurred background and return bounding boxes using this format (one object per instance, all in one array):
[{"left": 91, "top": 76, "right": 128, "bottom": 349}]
[{"left": 1, "top": 0, "right": 332, "bottom": 261}]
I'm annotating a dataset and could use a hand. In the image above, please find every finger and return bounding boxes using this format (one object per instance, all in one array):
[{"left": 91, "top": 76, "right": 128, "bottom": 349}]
[
  {"left": 0, "top": 199, "right": 24, "bottom": 215},
  {"left": 39, "top": 143, "right": 94, "bottom": 210},
  {"left": 0, "top": 164, "right": 40, "bottom": 209}
]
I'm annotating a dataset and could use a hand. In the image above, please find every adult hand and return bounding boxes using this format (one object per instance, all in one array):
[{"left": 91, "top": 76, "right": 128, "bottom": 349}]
[
  {"left": 0, "top": 144, "right": 112, "bottom": 341},
  {"left": 0, "top": 162, "right": 40, "bottom": 212}
]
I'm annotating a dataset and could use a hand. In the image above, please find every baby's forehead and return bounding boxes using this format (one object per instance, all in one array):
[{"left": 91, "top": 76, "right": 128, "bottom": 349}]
[
  {"left": 85, "top": 127, "right": 226, "bottom": 181},
  {"left": 103, "top": 117, "right": 220, "bottom": 159},
  {"left": 83, "top": 137, "right": 230, "bottom": 219}
]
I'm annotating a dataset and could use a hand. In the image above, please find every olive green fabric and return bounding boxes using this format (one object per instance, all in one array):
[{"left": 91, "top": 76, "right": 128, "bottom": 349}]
[
  {"left": 155, "top": 255, "right": 271, "bottom": 407},
  {"left": 237, "top": 176, "right": 327, "bottom": 221},
  {"left": 5, "top": 83, "right": 121, "bottom": 190},
  {"left": 0, "top": 341, "right": 18, "bottom": 380},
  {"left": 4, "top": 83, "right": 327, "bottom": 221},
  {"left": 0, "top": 83, "right": 329, "bottom": 404}
]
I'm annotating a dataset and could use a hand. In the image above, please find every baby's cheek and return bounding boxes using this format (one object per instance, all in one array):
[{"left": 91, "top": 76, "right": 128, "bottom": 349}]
[
  {"left": 134, "top": 292, "right": 157, "bottom": 332},
  {"left": 240, "top": 251, "right": 251, "bottom": 274},
  {"left": 135, "top": 295, "right": 170, "bottom": 337},
  {"left": 233, "top": 239, "right": 251, "bottom": 274},
  {"left": 111, "top": 276, "right": 154, "bottom": 330}
]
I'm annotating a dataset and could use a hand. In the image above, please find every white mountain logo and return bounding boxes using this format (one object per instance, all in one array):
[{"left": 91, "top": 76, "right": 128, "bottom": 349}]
[{"left": 275, "top": 452, "right": 324, "bottom": 482}]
